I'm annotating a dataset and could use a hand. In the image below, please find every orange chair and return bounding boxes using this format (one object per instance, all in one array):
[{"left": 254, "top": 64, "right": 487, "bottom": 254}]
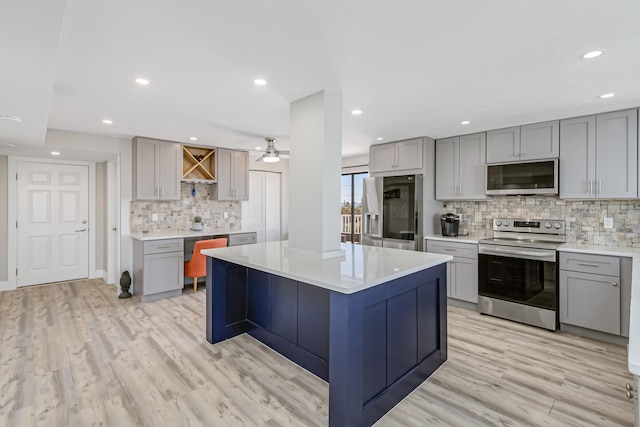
[{"left": 184, "top": 238, "right": 228, "bottom": 293}]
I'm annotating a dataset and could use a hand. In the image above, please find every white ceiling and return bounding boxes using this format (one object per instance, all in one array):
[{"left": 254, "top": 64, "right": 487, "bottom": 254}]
[{"left": 2, "top": 0, "right": 640, "bottom": 158}]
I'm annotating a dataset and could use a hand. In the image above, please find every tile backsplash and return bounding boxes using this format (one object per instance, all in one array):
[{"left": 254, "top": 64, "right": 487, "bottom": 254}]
[
  {"left": 130, "top": 183, "right": 242, "bottom": 234},
  {"left": 444, "top": 196, "right": 640, "bottom": 247}
]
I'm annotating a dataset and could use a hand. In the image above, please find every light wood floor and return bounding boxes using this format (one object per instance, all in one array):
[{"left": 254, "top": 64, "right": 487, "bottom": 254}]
[{"left": 0, "top": 279, "right": 633, "bottom": 426}]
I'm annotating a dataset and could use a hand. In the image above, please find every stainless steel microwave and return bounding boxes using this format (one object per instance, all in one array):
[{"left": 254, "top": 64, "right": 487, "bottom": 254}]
[{"left": 485, "top": 159, "right": 558, "bottom": 195}]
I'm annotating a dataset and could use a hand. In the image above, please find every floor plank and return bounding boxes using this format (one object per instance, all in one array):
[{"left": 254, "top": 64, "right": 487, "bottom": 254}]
[{"left": 0, "top": 279, "right": 633, "bottom": 426}]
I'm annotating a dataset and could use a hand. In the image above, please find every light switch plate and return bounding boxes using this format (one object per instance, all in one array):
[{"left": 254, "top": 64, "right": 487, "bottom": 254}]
[
  {"left": 223, "top": 212, "right": 228, "bottom": 219},
  {"left": 604, "top": 217, "right": 613, "bottom": 228},
  {"left": 152, "top": 213, "right": 158, "bottom": 221}
]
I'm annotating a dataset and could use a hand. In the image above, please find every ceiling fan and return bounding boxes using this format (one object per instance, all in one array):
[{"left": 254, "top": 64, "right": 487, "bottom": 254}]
[{"left": 256, "top": 137, "right": 289, "bottom": 163}]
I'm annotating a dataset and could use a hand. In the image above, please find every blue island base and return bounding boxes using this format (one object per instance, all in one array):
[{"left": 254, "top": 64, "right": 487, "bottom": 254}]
[{"left": 206, "top": 258, "right": 447, "bottom": 427}]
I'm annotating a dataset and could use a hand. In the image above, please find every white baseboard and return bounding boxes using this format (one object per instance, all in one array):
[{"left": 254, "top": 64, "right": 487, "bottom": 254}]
[
  {"left": 0, "top": 281, "right": 16, "bottom": 292},
  {"left": 91, "top": 269, "right": 106, "bottom": 281}
]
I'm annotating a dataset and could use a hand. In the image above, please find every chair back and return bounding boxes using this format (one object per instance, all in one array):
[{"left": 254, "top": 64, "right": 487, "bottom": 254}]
[{"left": 188, "top": 238, "right": 228, "bottom": 277}]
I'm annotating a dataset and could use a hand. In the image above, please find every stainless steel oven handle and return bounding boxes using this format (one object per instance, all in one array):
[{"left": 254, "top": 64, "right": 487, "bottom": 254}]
[{"left": 479, "top": 246, "right": 556, "bottom": 261}]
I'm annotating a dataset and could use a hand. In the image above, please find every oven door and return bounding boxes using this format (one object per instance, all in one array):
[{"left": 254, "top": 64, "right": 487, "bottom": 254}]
[{"left": 478, "top": 249, "right": 557, "bottom": 310}]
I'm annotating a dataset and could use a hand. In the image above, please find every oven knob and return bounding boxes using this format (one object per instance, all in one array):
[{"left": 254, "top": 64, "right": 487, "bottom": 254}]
[
  {"left": 496, "top": 220, "right": 502, "bottom": 226},
  {"left": 553, "top": 222, "right": 563, "bottom": 229},
  {"left": 545, "top": 222, "right": 552, "bottom": 229},
  {"left": 503, "top": 221, "right": 510, "bottom": 226}
]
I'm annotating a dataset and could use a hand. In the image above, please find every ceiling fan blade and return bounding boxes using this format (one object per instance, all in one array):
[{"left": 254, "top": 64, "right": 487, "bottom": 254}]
[
  {"left": 255, "top": 154, "right": 265, "bottom": 162},
  {"left": 278, "top": 150, "right": 290, "bottom": 155}
]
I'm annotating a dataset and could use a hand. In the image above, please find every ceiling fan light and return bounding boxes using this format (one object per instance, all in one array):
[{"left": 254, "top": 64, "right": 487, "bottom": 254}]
[{"left": 263, "top": 153, "right": 280, "bottom": 163}]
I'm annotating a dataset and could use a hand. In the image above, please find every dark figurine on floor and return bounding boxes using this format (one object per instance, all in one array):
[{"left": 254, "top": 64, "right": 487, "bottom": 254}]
[{"left": 119, "top": 270, "right": 132, "bottom": 299}]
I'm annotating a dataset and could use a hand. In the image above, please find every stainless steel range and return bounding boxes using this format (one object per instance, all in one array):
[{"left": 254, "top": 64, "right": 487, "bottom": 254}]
[{"left": 477, "top": 218, "right": 566, "bottom": 331}]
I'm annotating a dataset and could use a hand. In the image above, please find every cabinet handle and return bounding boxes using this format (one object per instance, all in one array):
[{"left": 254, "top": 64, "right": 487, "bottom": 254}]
[
  {"left": 155, "top": 187, "right": 159, "bottom": 197},
  {"left": 443, "top": 248, "right": 457, "bottom": 252},
  {"left": 459, "top": 185, "right": 463, "bottom": 195},
  {"left": 513, "top": 153, "right": 519, "bottom": 157},
  {"left": 158, "top": 245, "right": 174, "bottom": 249},
  {"left": 588, "top": 180, "right": 593, "bottom": 195},
  {"left": 612, "top": 282, "right": 618, "bottom": 287},
  {"left": 598, "top": 180, "right": 602, "bottom": 194},
  {"left": 577, "top": 262, "right": 600, "bottom": 267},
  {"left": 160, "top": 187, "right": 164, "bottom": 198},
  {"left": 520, "top": 153, "right": 526, "bottom": 156}
]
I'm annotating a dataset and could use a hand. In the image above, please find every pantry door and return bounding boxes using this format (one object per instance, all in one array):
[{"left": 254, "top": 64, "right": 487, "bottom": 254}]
[{"left": 17, "top": 161, "right": 89, "bottom": 286}]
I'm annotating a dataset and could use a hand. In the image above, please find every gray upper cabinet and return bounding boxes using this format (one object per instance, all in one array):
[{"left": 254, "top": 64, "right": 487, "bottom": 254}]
[
  {"left": 212, "top": 148, "right": 249, "bottom": 201},
  {"left": 486, "top": 121, "right": 559, "bottom": 164},
  {"left": 369, "top": 138, "right": 423, "bottom": 174},
  {"left": 560, "top": 109, "right": 638, "bottom": 199},
  {"left": 436, "top": 133, "right": 486, "bottom": 200},
  {"left": 132, "top": 137, "right": 181, "bottom": 200},
  {"left": 486, "top": 126, "right": 520, "bottom": 163}
]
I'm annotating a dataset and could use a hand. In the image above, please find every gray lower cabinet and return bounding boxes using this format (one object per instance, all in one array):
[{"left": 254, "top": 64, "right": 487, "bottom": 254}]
[
  {"left": 426, "top": 240, "right": 478, "bottom": 303},
  {"left": 133, "top": 238, "right": 184, "bottom": 302},
  {"left": 559, "top": 252, "right": 622, "bottom": 335}
]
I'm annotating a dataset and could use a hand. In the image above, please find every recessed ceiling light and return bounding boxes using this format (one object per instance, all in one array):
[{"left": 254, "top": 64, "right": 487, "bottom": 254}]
[
  {"left": 582, "top": 50, "right": 604, "bottom": 59},
  {"left": 0, "top": 115, "right": 22, "bottom": 122},
  {"left": 461, "top": 120, "right": 471, "bottom": 125},
  {"left": 102, "top": 119, "right": 113, "bottom": 124},
  {"left": 599, "top": 92, "right": 615, "bottom": 99},
  {"left": 190, "top": 137, "right": 198, "bottom": 141},
  {"left": 135, "top": 78, "right": 150, "bottom": 85},
  {"left": 51, "top": 151, "right": 60, "bottom": 156},
  {"left": 255, "top": 146, "right": 263, "bottom": 150},
  {"left": 254, "top": 78, "right": 267, "bottom": 86},
  {"left": 376, "top": 137, "right": 383, "bottom": 141},
  {"left": 351, "top": 109, "right": 363, "bottom": 115},
  {"left": 7, "top": 143, "right": 16, "bottom": 148}
]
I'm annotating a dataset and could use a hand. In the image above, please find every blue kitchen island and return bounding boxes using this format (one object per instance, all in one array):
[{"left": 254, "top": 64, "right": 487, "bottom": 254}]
[{"left": 203, "top": 241, "right": 451, "bottom": 426}]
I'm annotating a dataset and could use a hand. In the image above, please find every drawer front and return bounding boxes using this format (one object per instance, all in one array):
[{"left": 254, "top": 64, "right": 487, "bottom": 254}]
[
  {"left": 228, "top": 232, "right": 257, "bottom": 246},
  {"left": 144, "top": 238, "right": 184, "bottom": 255},
  {"left": 559, "top": 252, "right": 620, "bottom": 276},
  {"left": 426, "top": 240, "right": 478, "bottom": 258}
]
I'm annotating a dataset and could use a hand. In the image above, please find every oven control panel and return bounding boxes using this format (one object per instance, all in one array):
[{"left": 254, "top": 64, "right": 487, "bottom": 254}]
[{"left": 493, "top": 218, "right": 565, "bottom": 235}]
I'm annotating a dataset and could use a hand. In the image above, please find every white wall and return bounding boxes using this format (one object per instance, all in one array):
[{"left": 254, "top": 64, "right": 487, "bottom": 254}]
[{"left": 0, "top": 156, "right": 7, "bottom": 282}]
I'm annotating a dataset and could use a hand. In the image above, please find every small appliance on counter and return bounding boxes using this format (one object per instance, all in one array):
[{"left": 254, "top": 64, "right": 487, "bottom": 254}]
[{"left": 440, "top": 213, "right": 460, "bottom": 237}]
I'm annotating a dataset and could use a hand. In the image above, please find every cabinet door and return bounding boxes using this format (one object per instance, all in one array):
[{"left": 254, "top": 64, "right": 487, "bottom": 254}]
[
  {"left": 395, "top": 139, "right": 423, "bottom": 171},
  {"left": 560, "top": 116, "right": 596, "bottom": 199},
  {"left": 559, "top": 270, "right": 620, "bottom": 335},
  {"left": 134, "top": 138, "right": 159, "bottom": 200},
  {"left": 435, "top": 137, "right": 458, "bottom": 200},
  {"left": 158, "top": 142, "right": 181, "bottom": 200},
  {"left": 370, "top": 143, "right": 396, "bottom": 173},
  {"left": 451, "top": 257, "right": 478, "bottom": 303},
  {"left": 215, "top": 148, "right": 233, "bottom": 200},
  {"left": 231, "top": 150, "right": 249, "bottom": 200},
  {"left": 520, "top": 120, "right": 559, "bottom": 160},
  {"left": 595, "top": 109, "right": 638, "bottom": 198},
  {"left": 458, "top": 133, "right": 486, "bottom": 199},
  {"left": 486, "top": 127, "right": 520, "bottom": 163},
  {"left": 144, "top": 251, "right": 184, "bottom": 295}
]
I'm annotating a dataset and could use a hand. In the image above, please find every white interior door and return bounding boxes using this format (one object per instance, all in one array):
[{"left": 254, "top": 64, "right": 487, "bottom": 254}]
[
  {"left": 17, "top": 162, "right": 89, "bottom": 286},
  {"left": 242, "top": 171, "right": 282, "bottom": 243},
  {"left": 242, "top": 171, "right": 266, "bottom": 243},
  {"left": 265, "top": 172, "right": 281, "bottom": 242}
]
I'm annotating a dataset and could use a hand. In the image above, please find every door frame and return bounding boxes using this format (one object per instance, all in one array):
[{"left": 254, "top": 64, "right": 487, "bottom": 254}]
[
  {"left": 106, "top": 154, "right": 120, "bottom": 286},
  {"left": 7, "top": 156, "right": 96, "bottom": 290}
]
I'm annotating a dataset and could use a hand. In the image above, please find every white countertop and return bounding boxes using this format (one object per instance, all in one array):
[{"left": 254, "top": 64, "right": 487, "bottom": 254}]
[
  {"left": 202, "top": 241, "right": 452, "bottom": 295},
  {"left": 559, "top": 243, "right": 640, "bottom": 376},
  {"left": 131, "top": 229, "right": 257, "bottom": 241},
  {"left": 425, "top": 235, "right": 481, "bottom": 244}
]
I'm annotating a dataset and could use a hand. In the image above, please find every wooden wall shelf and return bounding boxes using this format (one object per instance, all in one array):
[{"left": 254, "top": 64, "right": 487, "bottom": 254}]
[{"left": 183, "top": 145, "right": 216, "bottom": 182}]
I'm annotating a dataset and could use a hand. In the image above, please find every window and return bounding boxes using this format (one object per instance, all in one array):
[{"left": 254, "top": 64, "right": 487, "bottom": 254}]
[{"left": 341, "top": 172, "right": 368, "bottom": 243}]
